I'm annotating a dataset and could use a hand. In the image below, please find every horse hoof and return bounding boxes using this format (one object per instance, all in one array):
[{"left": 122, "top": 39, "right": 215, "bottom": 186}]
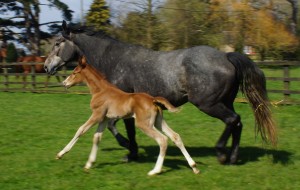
[
  {"left": 229, "top": 156, "right": 238, "bottom": 164},
  {"left": 217, "top": 154, "right": 227, "bottom": 164}
]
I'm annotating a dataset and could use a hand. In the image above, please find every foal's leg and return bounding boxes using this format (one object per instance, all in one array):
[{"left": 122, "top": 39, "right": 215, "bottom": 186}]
[
  {"left": 156, "top": 118, "right": 199, "bottom": 174},
  {"left": 85, "top": 120, "right": 108, "bottom": 170},
  {"left": 56, "top": 112, "right": 104, "bottom": 159},
  {"left": 136, "top": 117, "right": 167, "bottom": 175}
]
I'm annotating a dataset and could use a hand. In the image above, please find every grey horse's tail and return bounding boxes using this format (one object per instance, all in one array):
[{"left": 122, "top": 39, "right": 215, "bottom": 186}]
[{"left": 227, "top": 52, "right": 277, "bottom": 146}]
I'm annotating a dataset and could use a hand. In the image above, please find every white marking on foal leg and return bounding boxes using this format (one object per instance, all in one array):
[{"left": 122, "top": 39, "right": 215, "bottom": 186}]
[
  {"left": 56, "top": 114, "right": 100, "bottom": 159},
  {"left": 85, "top": 121, "right": 107, "bottom": 170},
  {"left": 161, "top": 120, "right": 200, "bottom": 174},
  {"left": 148, "top": 154, "right": 165, "bottom": 176},
  {"left": 147, "top": 129, "right": 168, "bottom": 176}
]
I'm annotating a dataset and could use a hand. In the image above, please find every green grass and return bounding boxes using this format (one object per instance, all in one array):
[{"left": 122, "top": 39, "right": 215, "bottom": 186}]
[{"left": 0, "top": 92, "right": 299, "bottom": 190}]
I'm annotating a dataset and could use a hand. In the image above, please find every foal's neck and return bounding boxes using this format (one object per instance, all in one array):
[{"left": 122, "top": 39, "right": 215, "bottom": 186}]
[{"left": 81, "top": 65, "right": 113, "bottom": 95}]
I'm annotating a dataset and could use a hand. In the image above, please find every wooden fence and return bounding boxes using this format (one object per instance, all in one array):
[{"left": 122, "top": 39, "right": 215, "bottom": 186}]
[
  {"left": 0, "top": 62, "right": 88, "bottom": 94},
  {"left": 256, "top": 61, "right": 300, "bottom": 104},
  {"left": 1, "top": 61, "right": 300, "bottom": 104}
]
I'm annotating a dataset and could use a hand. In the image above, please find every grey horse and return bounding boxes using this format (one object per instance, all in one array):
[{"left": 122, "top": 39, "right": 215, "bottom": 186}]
[{"left": 44, "top": 21, "right": 277, "bottom": 164}]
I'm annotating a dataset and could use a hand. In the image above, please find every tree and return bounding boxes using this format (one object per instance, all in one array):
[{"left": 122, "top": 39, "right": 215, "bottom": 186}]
[
  {"left": 0, "top": 0, "right": 73, "bottom": 55},
  {"left": 85, "top": 0, "right": 110, "bottom": 31},
  {"left": 157, "top": 0, "right": 225, "bottom": 50},
  {"left": 209, "top": 0, "right": 298, "bottom": 60},
  {"left": 5, "top": 43, "right": 18, "bottom": 63},
  {"left": 111, "top": 0, "right": 164, "bottom": 50}
]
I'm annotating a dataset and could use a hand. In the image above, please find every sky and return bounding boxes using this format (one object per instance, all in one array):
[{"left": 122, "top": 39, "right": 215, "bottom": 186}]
[
  {"left": 39, "top": 0, "right": 166, "bottom": 31},
  {"left": 39, "top": 0, "right": 130, "bottom": 30}
]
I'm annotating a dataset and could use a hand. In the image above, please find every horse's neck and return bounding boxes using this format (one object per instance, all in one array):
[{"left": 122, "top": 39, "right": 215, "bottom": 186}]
[
  {"left": 82, "top": 66, "right": 112, "bottom": 94},
  {"left": 74, "top": 36, "right": 109, "bottom": 67}
]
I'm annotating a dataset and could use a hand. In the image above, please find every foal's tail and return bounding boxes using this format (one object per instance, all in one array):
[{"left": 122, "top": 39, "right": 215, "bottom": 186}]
[
  {"left": 153, "top": 97, "right": 180, "bottom": 113},
  {"left": 227, "top": 52, "right": 277, "bottom": 146}
]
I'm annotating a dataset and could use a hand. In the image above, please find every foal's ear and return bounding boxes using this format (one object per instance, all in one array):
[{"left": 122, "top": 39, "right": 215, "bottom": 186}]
[{"left": 78, "top": 56, "right": 87, "bottom": 68}]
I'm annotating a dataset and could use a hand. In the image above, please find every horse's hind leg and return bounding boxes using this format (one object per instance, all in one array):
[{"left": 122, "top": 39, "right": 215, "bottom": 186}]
[
  {"left": 85, "top": 120, "right": 107, "bottom": 170},
  {"left": 230, "top": 121, "right": 243, "bottom": 164},
  {"left": 196, "top": 102, "right": 241, "bottom": 164},
  {"left": 157, "top": 118, "right": 199, "bottom": 174}
]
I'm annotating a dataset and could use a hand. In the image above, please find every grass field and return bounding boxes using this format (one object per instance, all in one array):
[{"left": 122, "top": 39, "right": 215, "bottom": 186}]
[{"left": 0, "top": 92, "right": 299, "bottom": 190}]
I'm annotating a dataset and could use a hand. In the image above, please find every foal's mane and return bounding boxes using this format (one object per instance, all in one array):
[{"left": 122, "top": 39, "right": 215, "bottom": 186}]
[{"left": 84, "top": 64, "right": 107, "bottom": 81}]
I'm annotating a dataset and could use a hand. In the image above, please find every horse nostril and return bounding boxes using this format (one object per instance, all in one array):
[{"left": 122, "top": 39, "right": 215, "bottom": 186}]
[{"left": 44, "top": 65, "right": 48, "bottom": 72}]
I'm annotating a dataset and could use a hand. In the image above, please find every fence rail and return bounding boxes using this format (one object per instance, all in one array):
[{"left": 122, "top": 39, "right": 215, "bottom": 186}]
[
  {"left": 256, "top": 61, "right": 300, "bottom": 104},
  {"left": 0, "top": 62, "right": 89, "bottom": 94},
  {"left": 1, "top": 61, "right": 300, "bottom": 104}
]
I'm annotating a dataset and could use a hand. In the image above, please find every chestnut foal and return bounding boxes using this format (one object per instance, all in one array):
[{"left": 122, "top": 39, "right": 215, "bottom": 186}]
[{"left": 58, "top": 57, "right": 199, "bottom": 175}]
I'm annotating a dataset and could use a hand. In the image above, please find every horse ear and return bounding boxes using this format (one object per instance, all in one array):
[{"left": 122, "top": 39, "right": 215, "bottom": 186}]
[{"left": 62, "top": 20, "right": 71, "bottom": 39}]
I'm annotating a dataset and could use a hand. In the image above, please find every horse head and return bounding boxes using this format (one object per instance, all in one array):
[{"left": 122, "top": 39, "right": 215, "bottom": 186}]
[{"left": 44, "top": 35, "right": 80, "bottom": 75}]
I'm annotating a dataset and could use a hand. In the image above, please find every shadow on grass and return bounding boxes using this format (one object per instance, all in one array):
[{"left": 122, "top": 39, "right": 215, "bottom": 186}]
[{"left": 101, "top": 145, "right": 293, "bottom": 168}]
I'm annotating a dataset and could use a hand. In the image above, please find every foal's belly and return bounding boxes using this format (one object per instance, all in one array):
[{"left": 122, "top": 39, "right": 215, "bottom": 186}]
[
  {"left": 105, "top": 105, "right": 134, "bottom": 119},
  {"left": 106, "top": 112, "right": 134, "bottom": 119}
]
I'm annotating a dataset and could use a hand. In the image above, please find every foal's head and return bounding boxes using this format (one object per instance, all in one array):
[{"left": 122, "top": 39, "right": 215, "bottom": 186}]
[{"left": 62, "top": 57, "right": 87, "bottom": 89}]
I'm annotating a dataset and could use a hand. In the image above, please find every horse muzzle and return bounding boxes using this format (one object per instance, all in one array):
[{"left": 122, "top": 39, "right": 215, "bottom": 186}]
[{"left": 44, "top": 56, "right": 65, "bottom": 75}]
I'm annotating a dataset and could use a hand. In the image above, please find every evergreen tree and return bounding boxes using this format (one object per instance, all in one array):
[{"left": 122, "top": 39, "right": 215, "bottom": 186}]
[
  {"left": 85, "top": 0, "right": 110, "bottom": 31},
  {"left": 5, "top": 43, "right": 18, "bottom": 63}
]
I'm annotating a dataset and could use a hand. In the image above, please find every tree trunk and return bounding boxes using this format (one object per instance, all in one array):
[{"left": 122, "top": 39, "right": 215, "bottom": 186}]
[
  {"left": 287, "top": 0, "right": 298, "bottom": 34},
  {"left": 21, "top": 0, "right": 41, "bottom": 55},
  {"left": 146, "top": 0, "right": 153, "bottom": 49}
]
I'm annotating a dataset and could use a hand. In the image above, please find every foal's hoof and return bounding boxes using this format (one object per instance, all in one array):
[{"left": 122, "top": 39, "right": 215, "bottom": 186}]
[
  {"left": 192, "top": 167, "right": 200, "bottom": 174},
  {"left": 147, "top": 169, "right": 161, "bottom": 176},
  {"left": 56, "top": 155, "right": 62, "bottom": 160}
]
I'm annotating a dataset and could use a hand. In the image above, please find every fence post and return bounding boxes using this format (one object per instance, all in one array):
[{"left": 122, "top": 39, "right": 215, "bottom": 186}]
[
  {"left": 283, "top": 64, "right": 290, "bottom": 101},
  {"left": 3, "top": 67, "right": 9, "bottom": 90},
  {"left": 31, "top": 64, "right": 36, "bottom": 90}
]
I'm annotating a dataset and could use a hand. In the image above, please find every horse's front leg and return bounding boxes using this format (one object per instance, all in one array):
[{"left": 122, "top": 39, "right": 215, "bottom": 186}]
[
  {"left": 124, "top": 118, "right": 139, "bottom": 161},
  {"left": 107, "top": 119, "right": 130, "bottom": 149},
  {"left": 85, "top": 120, "right": 108, "bottom": 170},
  {"left": 56, "top": 113, "right": 103, "bottom": 159}
]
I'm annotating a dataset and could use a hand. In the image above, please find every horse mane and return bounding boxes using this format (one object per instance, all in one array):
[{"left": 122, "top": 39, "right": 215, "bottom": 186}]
[{"left": 67, "top": 23, "right": 117, "bottom": 41}]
